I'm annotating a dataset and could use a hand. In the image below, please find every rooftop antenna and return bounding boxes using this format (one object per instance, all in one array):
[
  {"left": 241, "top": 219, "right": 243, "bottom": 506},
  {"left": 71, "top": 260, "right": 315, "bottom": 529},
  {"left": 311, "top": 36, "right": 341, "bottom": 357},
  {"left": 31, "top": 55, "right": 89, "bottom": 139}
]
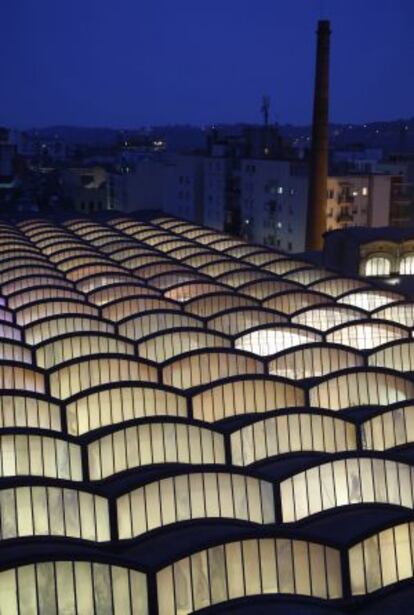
[
  {"left": 399, "top": 121, "right": 408, "bottom": 154},
  {"left": 261, "top": 96, "right": 271, "bottom": 127}
]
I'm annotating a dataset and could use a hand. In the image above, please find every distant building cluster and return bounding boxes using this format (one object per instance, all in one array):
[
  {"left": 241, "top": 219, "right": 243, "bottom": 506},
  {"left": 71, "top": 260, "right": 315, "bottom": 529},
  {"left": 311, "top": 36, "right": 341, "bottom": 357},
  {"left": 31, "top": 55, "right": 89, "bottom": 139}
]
[{"left": 1, "top": 121, "right": 413, "bottom": 254}]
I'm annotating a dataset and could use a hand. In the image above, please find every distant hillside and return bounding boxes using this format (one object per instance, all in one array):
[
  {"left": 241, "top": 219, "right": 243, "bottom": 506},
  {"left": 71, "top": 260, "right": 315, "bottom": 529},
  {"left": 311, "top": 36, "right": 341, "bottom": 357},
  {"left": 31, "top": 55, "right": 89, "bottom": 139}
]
[{"left": 29, "top": 118, "right": 414, "bottom": 154}]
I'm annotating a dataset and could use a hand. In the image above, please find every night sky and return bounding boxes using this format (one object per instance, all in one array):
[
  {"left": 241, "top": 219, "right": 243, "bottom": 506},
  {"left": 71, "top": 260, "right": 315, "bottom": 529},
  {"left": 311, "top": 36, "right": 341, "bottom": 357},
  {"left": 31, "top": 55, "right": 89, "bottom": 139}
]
[{"left": 1, "top": 0, "right": 413, "bottom": 128}]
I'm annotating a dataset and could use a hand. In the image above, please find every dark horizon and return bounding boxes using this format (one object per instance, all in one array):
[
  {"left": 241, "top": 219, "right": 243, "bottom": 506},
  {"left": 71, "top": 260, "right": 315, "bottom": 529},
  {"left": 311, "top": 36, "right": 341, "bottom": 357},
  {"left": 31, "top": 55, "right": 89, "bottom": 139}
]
[
  {"left": 1, "top": 0, "right": 413, "bottom": 129},
  {"left": 9, "top": 114, "right": 414, "bottom": 133}
]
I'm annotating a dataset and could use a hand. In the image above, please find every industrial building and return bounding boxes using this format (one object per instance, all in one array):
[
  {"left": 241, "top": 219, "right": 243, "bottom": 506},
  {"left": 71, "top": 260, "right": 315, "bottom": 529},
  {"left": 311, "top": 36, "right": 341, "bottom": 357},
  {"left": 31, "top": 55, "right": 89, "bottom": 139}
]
[{"left": 0, "top": 212, "right": 412, "bottom": 612}]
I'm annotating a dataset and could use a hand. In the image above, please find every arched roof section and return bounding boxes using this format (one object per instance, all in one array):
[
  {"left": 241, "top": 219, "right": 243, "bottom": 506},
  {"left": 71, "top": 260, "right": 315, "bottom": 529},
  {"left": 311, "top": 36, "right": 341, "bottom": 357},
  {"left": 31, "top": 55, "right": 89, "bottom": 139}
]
[
  {"left": 162, "top": 349, "right": 265, "bottom": 389},
  {"left": 118, "top": 310, "right": 204, "bottom": 341},
  {"left": 0, "top": 264, "right": 61, "bottom": 286},
  {"left": 239, "top": 279, "right": 301, "bottom": 300},
  {"left": 309, "top": 369, "right": 414, "bottom": 410},
  {"left": 182, "top": 230, "right": 217, "bottom": 243},
  {"left": 7, "top": 287, "right": 84, "bottom": 310},
  {"left": 66, "top": 383, "right": 187, "bottom": 435},
  {"left": 156, "top": 537, "right": 342, "bottom": 612},
  {"left": 369, "top": 340, "right": 414, "bottom": 372},
  {"left": 326, "top": 320, "right": 409, "bottom": 350},
  {"left": 281, "top": 457, "right": 414, "bottom": 523},
  {"left": 283, "top": 267, "right": 334, "bottom": 286},
  {"left": 181, "top": 252, "right": 227, "bottom": 268},
  {"left": 0, "top": 244, "right": 40, "bottom": 256},
  {"left": 142, "top": 233, "right": 176, "bottom": 247},
  {"left": 192, "top": 375, "right": 305, "bottom": 422},
  {"left": 197, "top": 260, "right": 245, "bottom": 277},
  {"left": 97, "top": 240, "right": 141, "bottom": 256},
  {"left": 2, "top": 275, "right": 73, "bottom": 297},
  {"left": 167, "top": 245, "right": 209, "bottom": 260},
  {"left": 0, "top": 433, "right": 80, "bottom": 478},
  {"left": 151, "top": 217, "right": 180, "bottom": 228},
  {"left": 372, "top": 302, "right": 414, "bottom": 328},
  {"left": 111, "top": 220, "right": 150, "bottom": 233},
  {"left": 0, "top": 254, "right": 48, "bottom": 271},
  {"left": 338, "top": 289, "right": 404, "bottom": 311},
  {"left": 56, "top": 255, "right": 113, "bottom": 273},
  {"left": 164, "top": 281, "right": 230, "bottom": 302},
  {"left": 65, "top": 263, "right": 127, "bottom": 283},
  {"left": 117, "top": 470, "right": 274, "bottom": 539},
  {"left": 148, "top": 271, "right": 208, "bottom": 290},
  {"left": 35, "top": 332, "right": 135, "bottom": 369},
  {"left": 263, "top": 290, "right": 332, "bottom": 315},
  {"left": 291, "top": 305, "right": 366, "bottom": 331},
  {"left": 133, "top": 261, "right": 192, "bottom": 280},
  {"left": 137, "top": 328, "right": 231, "bottom": 362},
  {"left": 0, "top": 363, "right": 45, "bottom": 393},
  {"left": 235, "top": 325, "right": 322, "bottom": 356},
  {"left": 208, "top": 238, "right": 245, "bottom": 251},
  {"left": 231, "top": 412, "right": 357, "bottom": 466},
  {"left": 49, "top": 355, "right": 157, "bottom": 399},
  {"left": 242, "top": 251, "right": 284, "bottom": 266},
  {"left": 361, "top": 404, "right": 414, "bottom": 452},
  {"left": 23, "top": 228, "right": 65, "bottom": 241},
  {"left": 24, "top": 314, "right": 115, "bottom": 346},
  {"left": 224, "top": 244, "right": 266, "bottom": 258},
  {"left": 41, "top": 240, "right": 94, "bottom": 255},
  {"left": 0, "top": 323, "right": 21, "bottom": 342},
  {"left": 16, "top": 299, "right": 98, "bottom": 326},
  {"left": 166, "top": 223, "right": 201, "bottom": 235},
  {"left": 207, "top": 306, "right": 287, "bottom": 336},
  {"left": 87, "top": 234, "right": 125, "bottom": 248},
  {"left": 0, "top": 306, "right": 14, "bottom": 323},
  {"left": 0, "top": 339, "right": 31, "bottom": 364},
  {"left": 118, "top": 253, "right": 169, "bottom": 270},
  {"left": 17, "top": 219, "right": 48, "bottom": 230},
  {"left": 49, "top": 247, "right": 100, "bottom": 264},
  {"left": 349, "top": 521, "right": 414, "bottom": 596},
  {"left": 155, "top": 238, "right": 194, "bottom": 253},
  {"left": 102, "top": 296, "right": 180, "bottom": 322},
  {"left": 76, "top": 272, "right": 141, "bottom": 293},
  {"left": 309, "top": 276, "right": 369, "bottom": 297},
  {"left": 185, "top": 292, "right": 259, "bottom": 318},
  {"left": 268, "top": 344, "right": 364, "bottom": 380},
  {"left": 0, "top": 485, "right": 109, "bottom": 542},
  {"left": 87, "top": 421, "right": 225, "bottom": 479},
  {"left": 87, "top": 282, "right": 159, "bottom": 306},
  {"left": 264, "top": 258, "right": 312, "bottom": 276},
  {"left": 0, "top": 393, "right": 61, "bottom": 431},
  {"left": 128, "top": 229, "right": 165, "bottom": 242},
  {"left": 215, "top": 269, "right": 269, "bottom": 288},
  {"left": 75, "top": 230, "right": 117, "bottom": 243}
]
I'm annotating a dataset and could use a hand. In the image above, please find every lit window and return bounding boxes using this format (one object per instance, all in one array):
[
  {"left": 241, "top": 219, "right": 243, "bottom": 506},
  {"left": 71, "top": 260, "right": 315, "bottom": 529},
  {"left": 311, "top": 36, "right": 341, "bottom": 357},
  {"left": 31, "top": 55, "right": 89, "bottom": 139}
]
[
  {"left": 362, "top": 187, "right": 368, "bottom": 196},
  {"left": 277, "top": 186, "right": 283, "bottom": 194}
]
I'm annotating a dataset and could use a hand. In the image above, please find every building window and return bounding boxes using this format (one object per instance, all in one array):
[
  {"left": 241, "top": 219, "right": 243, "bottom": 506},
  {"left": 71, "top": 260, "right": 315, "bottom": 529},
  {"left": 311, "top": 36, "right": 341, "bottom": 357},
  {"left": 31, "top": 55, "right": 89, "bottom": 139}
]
[{"left": 362, "top": 187, "right": 368, "bottom": 196}]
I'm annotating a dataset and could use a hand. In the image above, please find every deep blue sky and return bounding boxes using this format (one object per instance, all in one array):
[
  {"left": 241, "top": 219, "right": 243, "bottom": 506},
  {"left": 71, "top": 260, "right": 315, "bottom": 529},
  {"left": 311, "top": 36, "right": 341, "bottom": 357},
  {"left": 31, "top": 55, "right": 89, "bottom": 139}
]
[{"left": 1, "top": 0, "right": 413, "bottom": 128}]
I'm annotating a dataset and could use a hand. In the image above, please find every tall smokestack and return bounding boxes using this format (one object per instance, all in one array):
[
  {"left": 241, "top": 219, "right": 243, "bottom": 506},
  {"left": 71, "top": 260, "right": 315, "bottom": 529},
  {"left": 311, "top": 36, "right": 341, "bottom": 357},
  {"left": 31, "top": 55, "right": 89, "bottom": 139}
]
[{"left": 306, "top": 20, "right": 331, "bottom": 251}]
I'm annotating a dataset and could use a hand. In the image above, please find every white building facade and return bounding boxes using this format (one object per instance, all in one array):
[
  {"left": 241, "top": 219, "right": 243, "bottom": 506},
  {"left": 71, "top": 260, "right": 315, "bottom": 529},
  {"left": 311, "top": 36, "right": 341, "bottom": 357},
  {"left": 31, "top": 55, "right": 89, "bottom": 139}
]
[
  {"left": 326, "top": 175, "right": 393, "bottom": 232},
  {"left": 238, "top": 159, "right": 308, "bottom": 253}
]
